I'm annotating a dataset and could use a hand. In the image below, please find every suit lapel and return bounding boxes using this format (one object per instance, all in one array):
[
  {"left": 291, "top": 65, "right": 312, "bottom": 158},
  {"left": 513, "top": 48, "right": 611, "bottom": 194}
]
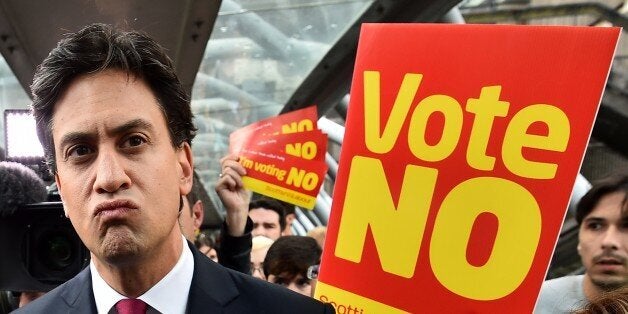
[
  {"left": 59, "top": 266, "right": 97, "bottom": 313},
  {"left": 186, "top": 241, "right": 240, "bottom": 313},
  {"left": 57, "top": 243, "right": 241, "bottom": 313}
]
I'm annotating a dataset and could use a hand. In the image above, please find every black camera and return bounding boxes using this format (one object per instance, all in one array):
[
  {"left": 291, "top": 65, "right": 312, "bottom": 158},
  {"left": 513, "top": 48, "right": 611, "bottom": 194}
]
[{"left": 0, "top": 202, "right": 89, "bottom": 292}]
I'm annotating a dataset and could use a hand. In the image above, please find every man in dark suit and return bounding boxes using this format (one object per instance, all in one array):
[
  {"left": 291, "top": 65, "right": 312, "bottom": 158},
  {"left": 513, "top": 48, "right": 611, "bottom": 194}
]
[
  {"left": 16, "top": 23, "right": 333, "bottom": 313},
  {"left": 17, "top": 241, "right": 333, "bottom": 313}
]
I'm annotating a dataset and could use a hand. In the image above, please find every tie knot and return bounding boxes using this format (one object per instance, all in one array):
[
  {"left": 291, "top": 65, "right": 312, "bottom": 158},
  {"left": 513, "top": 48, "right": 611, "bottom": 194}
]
[{"left": 115, "top": 298, "right": 147, "bottom": 314}]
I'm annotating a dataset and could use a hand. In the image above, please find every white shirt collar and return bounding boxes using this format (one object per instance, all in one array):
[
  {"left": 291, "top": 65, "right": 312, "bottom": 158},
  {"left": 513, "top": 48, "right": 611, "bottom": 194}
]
[{"left": 91, "top": 235, "right": 194, "bottom": 314}]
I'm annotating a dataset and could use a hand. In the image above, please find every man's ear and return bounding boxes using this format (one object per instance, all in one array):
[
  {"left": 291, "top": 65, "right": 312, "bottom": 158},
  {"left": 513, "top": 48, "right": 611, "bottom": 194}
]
[{"left": 178, "top": 142, "right": 194, "bottom": 196}]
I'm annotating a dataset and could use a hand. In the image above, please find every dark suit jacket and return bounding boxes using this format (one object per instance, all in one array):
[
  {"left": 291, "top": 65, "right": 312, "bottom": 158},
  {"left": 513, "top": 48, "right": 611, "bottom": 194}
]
[{"left": 14, "top": 242, "right": 335, "bottom": 313}]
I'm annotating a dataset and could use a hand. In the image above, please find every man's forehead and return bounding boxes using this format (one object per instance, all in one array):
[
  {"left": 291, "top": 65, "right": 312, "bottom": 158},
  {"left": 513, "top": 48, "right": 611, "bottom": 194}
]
[
  {"left": 250, "top": 208, "right": 280, "bottom": 224},
  {"left": 251, "top": 207, "right": 279, "bottom": 215},
  {"left": 51, "top": 70, "right": 165, "bottom": 137},
  {"left": 584, "top": 192, "right": 628, "bottom": 221}
]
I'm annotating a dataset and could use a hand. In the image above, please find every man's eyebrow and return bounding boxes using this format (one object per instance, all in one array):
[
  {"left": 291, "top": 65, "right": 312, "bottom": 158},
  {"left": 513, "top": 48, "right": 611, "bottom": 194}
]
[
  {"left": 58, "top": 119, "right": 154, "bottom": 149},
  {"left": 107, "top": 118, "right": 154, "bottom": 136},
  {"left": 583, "top": 217, "right": 605, "bottom": 223},
  {"left": 58, "top": 132, "right": 96, "bottom": 150}
]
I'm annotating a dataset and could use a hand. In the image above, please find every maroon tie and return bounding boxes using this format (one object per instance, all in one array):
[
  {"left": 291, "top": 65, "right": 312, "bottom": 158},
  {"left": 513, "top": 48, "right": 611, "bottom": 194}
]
[{"left": 115, "top": 298, "right": 147, "bottom": 314}]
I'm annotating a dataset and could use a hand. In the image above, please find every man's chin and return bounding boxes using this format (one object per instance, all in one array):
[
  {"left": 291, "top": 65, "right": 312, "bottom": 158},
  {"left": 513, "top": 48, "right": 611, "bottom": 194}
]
[
  {"left": 97, "top": 229, "right": 142, "bottom": 264},
  {"left": 591, "top": 274, "right": 628, "bottom": 292}
]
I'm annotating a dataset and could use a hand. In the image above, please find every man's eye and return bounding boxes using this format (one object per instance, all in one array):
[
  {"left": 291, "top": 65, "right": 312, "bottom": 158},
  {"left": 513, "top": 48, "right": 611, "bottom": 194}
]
[
  {"left": 123, "top": 135, "right": 147, "bottom": 148},
  {"left": 587, "top": 222, "right": 603, "bottom": 231},
  {"left": 68, "top": 145, "right": 93, "bottom": 157},
  {"left": 273, "top": 278, "right": 288, "bottom": 286}
]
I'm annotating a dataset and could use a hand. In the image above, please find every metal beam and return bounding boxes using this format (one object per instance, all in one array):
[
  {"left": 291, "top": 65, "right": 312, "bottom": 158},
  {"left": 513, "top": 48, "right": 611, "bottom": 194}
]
[
  {"left": 463, "top": 2, "right": 628, "bottom": 28},
  {"left": 0, "top": 0, "right": 221, "bottom": 97},
  {"left": 281, "top": 0, "right": 463, "bottom": 117}
]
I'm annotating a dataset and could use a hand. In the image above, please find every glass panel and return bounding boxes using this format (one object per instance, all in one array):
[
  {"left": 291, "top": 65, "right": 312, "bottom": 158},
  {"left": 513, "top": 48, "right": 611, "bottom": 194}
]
[{"left": 191, "top": 0, "right": 373, "bottom": 211}]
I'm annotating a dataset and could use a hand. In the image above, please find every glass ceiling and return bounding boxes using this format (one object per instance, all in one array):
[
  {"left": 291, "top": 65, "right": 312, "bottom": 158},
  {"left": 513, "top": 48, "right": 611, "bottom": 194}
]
[
  {"left": 0, "top": 0, "right": 625, "bottom": 222},
  {"left": 190, "top": 0, "right": 373, "bottom": 212}
]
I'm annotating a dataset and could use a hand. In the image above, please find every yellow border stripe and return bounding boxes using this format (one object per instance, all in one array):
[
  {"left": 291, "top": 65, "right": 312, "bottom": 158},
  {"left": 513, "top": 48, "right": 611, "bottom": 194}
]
[
  {"left": 242, "top": 176, "right": 316, "bottom": 209},
  {"left": 314, "top": 281, "right": 409, "bottom": 313}
]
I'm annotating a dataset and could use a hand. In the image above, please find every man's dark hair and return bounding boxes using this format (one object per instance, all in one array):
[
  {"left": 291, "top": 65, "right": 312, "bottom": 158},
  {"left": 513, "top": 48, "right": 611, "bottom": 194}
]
[
  {"left": 576, "top": 174, "right": 628, "bottom": 225},
  {"left": 263, "top": 236, "right": 321, "bottom": 280},
  {"left": 31, "top": 23, "right": 196, "bottom": 174},
  {"left": 249, "top": 198, "right": 286, "bottom": 231},
  {"left": 279, "top": 200, "right": 295, "bottom": 217}
]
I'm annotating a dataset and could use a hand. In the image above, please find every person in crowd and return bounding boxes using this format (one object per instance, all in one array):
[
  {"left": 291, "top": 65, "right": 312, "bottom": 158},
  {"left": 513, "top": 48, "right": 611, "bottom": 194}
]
[
  {"left": 251, "top": 235, "right": 274, "bottom": 280},
  {"left": 214, "top": 155, "right": 255, "bottom": 276},
  {"left": 535, "top": 174, "right": 628, "bottom": 313},
  {"left": 215, "top": 156, "right": 288, "bottom": 273},
  {"left": 177, "top": 169, "right": 253, "bottom": 273},
  {"left": 178, "top": 172, "right": 205, "bottom": 244},
  {"left": 307, "top": 226, "right": 327, "bottom": 250},
  {"left": 195, "top": 230, "right": 218, "bottom": 262},
  {"left": 16, "top": 23, "right": 333, "bottom": 313},
  {"left": 215, "top": 158, "right": 286, "bottom": 242},
  {"left": 282, "top": 203, "right": 297, "bottom": 236},
  {"left": 177, "top": 171, "right": 218, "bottom": 263},
  {"left": 263, "top": 236, "right": 322, "bottom": 297},
  {"left": 249, "top": 197, "right": 286, "bottom": 240},
  {"left": 258, "top": 196, "right": 298, "bottom": 237}
]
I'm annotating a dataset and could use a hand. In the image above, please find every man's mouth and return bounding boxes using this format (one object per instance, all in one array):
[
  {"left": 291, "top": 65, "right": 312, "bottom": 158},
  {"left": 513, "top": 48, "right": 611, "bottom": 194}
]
[
  {"left": 597, "top": 258, "right": 622, "bottom": 266},
  {"left": 94, "top": 199, "right": 139, "bottom": 218},
  {"left": 593, "top": 255, "right": 626, "bottom": 271}
]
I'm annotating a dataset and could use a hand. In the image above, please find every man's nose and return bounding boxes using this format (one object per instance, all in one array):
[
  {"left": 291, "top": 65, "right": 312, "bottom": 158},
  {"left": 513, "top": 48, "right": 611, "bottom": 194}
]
[
  {"left": 602, "top": 226, "right": 621, "bottom": 250},
  {"left": 93, "top": 150, "right": 131, "bottom": 193}
]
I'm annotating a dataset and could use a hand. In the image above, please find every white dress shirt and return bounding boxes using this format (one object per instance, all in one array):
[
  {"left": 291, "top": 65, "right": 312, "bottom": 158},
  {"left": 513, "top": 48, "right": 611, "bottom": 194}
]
[{"left": 91, "top": 235, "right": 194, "bottom": 314}]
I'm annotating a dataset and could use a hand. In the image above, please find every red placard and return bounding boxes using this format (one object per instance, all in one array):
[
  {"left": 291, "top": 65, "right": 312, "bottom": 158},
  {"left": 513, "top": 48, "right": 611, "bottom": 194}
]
[
  {"left": 229, "top": 106, "right": 328, "bottom": 209},
  {"left": 230, "top": 106, "right": 319, "bottom": 154},
  {"left": 316, "top": 24, "right": 620, "bottom": 313}
]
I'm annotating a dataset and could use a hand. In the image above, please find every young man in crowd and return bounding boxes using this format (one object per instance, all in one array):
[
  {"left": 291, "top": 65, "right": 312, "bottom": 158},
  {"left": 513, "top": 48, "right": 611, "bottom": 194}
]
[
  {"left": 535, "top": 174, "right": 628, "bottom": 313},
  {"left": 249, "top": 198, "right": 286, "bottom": 240}
]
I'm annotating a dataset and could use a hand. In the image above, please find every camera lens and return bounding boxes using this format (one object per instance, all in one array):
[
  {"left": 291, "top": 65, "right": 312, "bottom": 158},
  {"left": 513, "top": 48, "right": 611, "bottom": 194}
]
[
  {"left": 39, "top": 233, "right": 73, "bottom": 270},
  {"left": 17, "top": 204, "right": 89, "bottom": 287}
]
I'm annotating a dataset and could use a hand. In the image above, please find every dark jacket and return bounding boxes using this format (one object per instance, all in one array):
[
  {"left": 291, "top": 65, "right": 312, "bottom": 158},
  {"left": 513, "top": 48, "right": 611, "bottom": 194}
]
[{"left": 14, "top": 241, "right": 335, "bottom": 313}]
